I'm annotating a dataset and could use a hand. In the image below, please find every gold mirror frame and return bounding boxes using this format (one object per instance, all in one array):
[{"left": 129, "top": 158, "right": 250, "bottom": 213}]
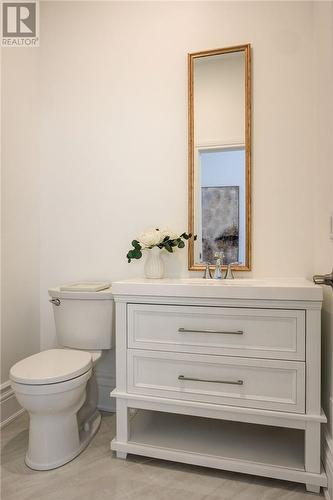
[{"left": 188, "top": 44, "right": 251, "bottom": 272}]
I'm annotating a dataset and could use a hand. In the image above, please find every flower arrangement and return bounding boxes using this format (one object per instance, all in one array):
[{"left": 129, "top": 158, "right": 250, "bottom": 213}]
[{"left": 127, "top": 228, "right": 193, "bottom": 263}]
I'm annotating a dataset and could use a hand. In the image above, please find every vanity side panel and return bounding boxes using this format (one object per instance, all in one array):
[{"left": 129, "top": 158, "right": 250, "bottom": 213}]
[
  {"left": 114, "top": 301, "right": 128, "bottom": 393},
  {"left": 305, "top": 307, "right": 322, "bottom": 415}
]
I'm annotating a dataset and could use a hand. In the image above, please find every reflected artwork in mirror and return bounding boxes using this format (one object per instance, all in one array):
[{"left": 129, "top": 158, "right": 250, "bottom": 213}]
[{"left": 188, "top": 44, "right": 251, "bottom": 271}]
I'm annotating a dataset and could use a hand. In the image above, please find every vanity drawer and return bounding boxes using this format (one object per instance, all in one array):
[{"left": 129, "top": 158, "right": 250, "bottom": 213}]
[
  {"left": 127, "top": 304, "right": 305, "bottom": 360},
  {"left": 127, "top": 350, "right": 305, "bottom": 413}
]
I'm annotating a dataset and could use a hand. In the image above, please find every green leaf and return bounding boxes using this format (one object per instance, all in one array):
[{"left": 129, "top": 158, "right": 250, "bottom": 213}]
[
  {"left": 164, "top": 242, "right": 173, "bottom": 253},
  {"left": 132, "top": 248, "right": 142, "bottom": 259},
  {"left": 127, "top": 246, "right": 142, "bottom": 262},
  {"left": 178, "top": 240, "right": 185, "bottom": 248},
  {"left": 132, "top": 240, "right": 141, "bottom": 249}
]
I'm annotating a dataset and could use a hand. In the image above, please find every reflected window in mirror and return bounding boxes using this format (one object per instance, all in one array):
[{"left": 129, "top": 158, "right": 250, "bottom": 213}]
[{"left": 196, "top": 146, "right": 246, "bottom": 266}]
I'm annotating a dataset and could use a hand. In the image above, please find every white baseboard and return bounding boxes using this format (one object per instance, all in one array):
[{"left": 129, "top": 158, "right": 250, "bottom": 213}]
[
  {"left": 324, "top": 427, "right": 333, "bottom": 500},
  {"left": 0, "top": 380, "right": 24, "bottom": 428}
]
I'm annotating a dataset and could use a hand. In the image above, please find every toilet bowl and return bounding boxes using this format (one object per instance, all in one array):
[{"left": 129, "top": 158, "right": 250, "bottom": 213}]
[
  {"left": 10, "top": 283, "right": 114, "bottom": 470},
  {"left": 10, "top": 349, "right": 100, "bottom": 470}
]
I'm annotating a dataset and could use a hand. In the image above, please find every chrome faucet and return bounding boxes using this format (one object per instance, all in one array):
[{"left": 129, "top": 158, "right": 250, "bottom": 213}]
[
  {"left": 213, "top": 252, "right": 224, "bottom": 279},
  {"left": 203, "top": 262, "right": 212, "bottom": 279},
  {"left": 224, "top": 262, "right": 239, "bottom": 280}
]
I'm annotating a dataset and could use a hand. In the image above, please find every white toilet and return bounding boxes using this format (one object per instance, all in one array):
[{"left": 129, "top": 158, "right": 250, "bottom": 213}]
[{"left": 10, "top": 283, "right": 113, "bottom": 471}]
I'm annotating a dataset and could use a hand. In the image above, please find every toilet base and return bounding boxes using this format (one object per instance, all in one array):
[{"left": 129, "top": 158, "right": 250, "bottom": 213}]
[{"left": 25, "top": 410, "right": 101, "bottom": 471}]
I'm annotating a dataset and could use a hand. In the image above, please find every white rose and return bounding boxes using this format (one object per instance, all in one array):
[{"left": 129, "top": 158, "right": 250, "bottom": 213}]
[
  {"left": 138, "top": 229, "right": 163, "bottom": 248},
  {"left": 160, "top": 227, "right": 179, "bottom": 241}
]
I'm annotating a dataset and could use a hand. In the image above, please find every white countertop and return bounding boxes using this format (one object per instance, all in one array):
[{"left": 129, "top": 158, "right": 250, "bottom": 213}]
[{"left": 111, "top": 278, "right": 323, "bottom": 302}]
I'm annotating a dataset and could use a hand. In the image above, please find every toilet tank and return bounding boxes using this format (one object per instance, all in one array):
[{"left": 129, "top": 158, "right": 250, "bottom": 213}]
[{"left": 48, "top": 286, "right": 114, "bottom": 350}]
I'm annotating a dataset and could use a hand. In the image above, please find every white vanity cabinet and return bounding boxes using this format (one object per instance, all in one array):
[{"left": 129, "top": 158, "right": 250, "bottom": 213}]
[{"left": 111, "top": 279, "right": 327, "bottom": 493}]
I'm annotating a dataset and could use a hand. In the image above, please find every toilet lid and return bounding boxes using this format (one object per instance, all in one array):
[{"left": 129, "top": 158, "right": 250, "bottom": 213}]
[{"left": 10, "top": 349, "right": 92, "bottom": 385}]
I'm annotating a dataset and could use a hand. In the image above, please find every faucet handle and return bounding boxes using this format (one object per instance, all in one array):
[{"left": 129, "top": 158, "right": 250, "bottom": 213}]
[
  {"left": 203, "top": 262, "right": 212, "bottom": 279},
  {"left": 225, "top": 262, "right": 239, "bottom": 280}
]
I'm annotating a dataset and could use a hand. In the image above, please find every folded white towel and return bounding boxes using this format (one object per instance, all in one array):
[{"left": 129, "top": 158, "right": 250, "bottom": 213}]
[{"left": 59, "top": 282, "right": 111, "bottom": 292}]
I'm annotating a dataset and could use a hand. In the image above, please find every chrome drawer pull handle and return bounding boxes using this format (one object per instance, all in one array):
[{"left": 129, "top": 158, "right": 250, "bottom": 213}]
[
  {"left": 178, "top": 327, "right": 243, "bottom": 335},
  {"left": 178, "top": 375, "right": 244, "bottom": 385}
]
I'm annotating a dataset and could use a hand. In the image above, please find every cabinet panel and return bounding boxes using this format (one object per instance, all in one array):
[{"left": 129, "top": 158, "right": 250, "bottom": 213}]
[
  {"left": 128, "top": 304, "right": 305, "bottom": 360},
  {"left": 128, "top": 350, "right": 305, "bottom": 413}
]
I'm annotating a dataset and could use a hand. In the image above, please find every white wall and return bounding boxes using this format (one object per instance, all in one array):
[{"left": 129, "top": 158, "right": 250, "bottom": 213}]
[
  {"left": 1, "top": 49, "right": 40, "bottom": 383},
  {"left": 1, "top": 47, "right": 41, "bottom": 423}
]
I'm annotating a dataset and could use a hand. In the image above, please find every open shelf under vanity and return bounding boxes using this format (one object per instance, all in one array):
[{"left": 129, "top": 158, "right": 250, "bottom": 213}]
[
  {"left": 130, "top": 409, "right": 305, "bottom": 469},
  {"left": 112, "top": 408, "right": 326, "bottom": 488}
]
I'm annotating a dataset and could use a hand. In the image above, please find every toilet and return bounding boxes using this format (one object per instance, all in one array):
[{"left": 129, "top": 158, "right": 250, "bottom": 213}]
[{"left": 10, "top": 283, "right": 113, "bottom": 471}]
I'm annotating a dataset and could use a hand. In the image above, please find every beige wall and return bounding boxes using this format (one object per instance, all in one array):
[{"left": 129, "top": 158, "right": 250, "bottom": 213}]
[
  {"left": 313, "top": 2, "right": 333, "bottom": 441},
  {"left": 1, "top": 48, "right": 40, "bottom": 384}
]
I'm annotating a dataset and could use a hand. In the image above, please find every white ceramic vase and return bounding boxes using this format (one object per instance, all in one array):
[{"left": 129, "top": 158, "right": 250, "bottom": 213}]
[{"left": 144, "top": 247, "right": 165, "bottom": 279}]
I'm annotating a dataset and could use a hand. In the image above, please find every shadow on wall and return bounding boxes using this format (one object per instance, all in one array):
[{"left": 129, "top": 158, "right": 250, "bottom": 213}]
[{"left": 322, "top": 290, "right": 333, "bottom": 437}]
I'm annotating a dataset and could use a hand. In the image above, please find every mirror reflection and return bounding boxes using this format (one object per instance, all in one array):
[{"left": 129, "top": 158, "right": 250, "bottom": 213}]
[{"left": 188, "top": 45, "right": 251, "bottom": 271}]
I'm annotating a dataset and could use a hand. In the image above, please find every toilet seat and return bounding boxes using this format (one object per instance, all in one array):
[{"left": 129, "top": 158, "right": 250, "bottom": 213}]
[
  {"left": 10, "top": 349, "right": 92, "bottom": 385},
  {"left": 10, "top": 369, "right": 92, "bottom": 397}
]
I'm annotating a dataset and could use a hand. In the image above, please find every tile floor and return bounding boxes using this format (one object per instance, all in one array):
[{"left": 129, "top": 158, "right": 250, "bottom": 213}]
[{"left": 1, "top": 412, "right": 323, "bottom": 500}]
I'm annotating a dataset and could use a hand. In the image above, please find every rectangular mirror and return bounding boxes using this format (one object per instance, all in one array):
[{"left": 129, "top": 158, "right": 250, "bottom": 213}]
[{"left": 188, "top": 44, "right": 251, "bottom": 271}]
